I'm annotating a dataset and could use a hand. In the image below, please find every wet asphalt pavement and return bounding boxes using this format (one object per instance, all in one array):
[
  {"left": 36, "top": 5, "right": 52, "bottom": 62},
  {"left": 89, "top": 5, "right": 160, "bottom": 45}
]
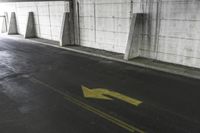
[{"left": 0, "top": 36, "right": 200, "bottom": 133}]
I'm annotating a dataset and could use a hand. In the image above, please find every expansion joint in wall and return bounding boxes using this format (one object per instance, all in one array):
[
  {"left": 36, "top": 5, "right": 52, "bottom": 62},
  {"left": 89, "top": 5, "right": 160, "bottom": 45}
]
[{"left": 155, "top": 0, "right": 162, "bottom": 60}]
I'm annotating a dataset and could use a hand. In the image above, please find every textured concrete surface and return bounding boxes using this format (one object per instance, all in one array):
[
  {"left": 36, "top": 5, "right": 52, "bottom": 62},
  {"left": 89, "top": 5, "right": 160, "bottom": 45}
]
[
  {"left": 1, "top": 13, "right": 7, "bottom": 33},
  {"left": 79, "top": 0, "right": 131, "bottom": 53},
  {"left": 1, "top": 0, "right": 200, "bottom": 69},
  {"left": 7, "top": 12, "right": 17, "bottom": 34},
  {"left": 60, "top": 12, "right": 75, "bottom": 46},
  {"left": 6, "top": 34, "right": 200, "bottom": 81},
  {"left": 16, "top": 35, "right": 200, "bottom": 81},
  {"left": 0, "top": 1, "right": 70, "bottom": 40},
  {"left": 0, "top": 35, "right": 200, "bottom": 133},
  {"left": 125, "top": 13, "right": 145, "bottom": 60},
  {"left": 79, "top": 0, "right": 200, "bottom": 68},
  {"left": 134, "top": 0, "right": 200, "bottom": 68},
  {"left": 24, "top": 12, "right": 36, "bottom": 38},
  {"left": 0, "top": 0, "right": 64, "bottom": 1}
]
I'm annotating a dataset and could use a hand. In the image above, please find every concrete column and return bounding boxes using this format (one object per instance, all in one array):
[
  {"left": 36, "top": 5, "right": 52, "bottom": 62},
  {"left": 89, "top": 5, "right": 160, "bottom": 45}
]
[
  {"left": 8, "top": 12, "right": 18, "bottom": 35},
  {"left": 1, "top": 13, "right": 8, "bottom": 33},
  {"left": 24, "top": 12, "right": 36, "bottom": 38},
  {"left": 5, "top": 12, "right": 9, "bottom": 27},
  {"left": 60, "top": 0, "right": 79, "bottom": 46},
  {"left": 124, "top": 13, "right": 146, "bottom": 60},
  {"left": 60, "top": 11, "right": 75, "bottom": 46},
  {"left": 1, "top": 12, "right": 8, "bottom": 33}
]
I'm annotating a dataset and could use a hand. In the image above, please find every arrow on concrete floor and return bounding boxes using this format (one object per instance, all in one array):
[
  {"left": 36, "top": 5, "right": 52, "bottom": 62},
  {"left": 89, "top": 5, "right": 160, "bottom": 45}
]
[{"left": 82, "top": 86, "right": 142, "bottom": 106}]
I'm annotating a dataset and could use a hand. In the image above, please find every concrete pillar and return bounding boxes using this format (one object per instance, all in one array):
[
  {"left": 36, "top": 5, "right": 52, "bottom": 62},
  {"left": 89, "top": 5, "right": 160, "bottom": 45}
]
[
  {"left": 60, "top": 0, "right": 80, "bottom": 46},
  {"left": 1, "top": 14, "right": 7, "bottom": 33},
  {"left": 24, "top": 12, "right": 36, "bottom": 38},
  {"left": 2, "top": 12, "right": 9, "bottom": 33},
  {"left": 8, "top": 12, "right": 18, "bottom": 35},
  {"left": 60, "top": 11, "right": 75, "bottom": 46},
  {"left": 5, "top": 12, "right": 9, "bottom": 27},
  {"left": 124, "top": 13, "right": 146, "bottom": 60}
]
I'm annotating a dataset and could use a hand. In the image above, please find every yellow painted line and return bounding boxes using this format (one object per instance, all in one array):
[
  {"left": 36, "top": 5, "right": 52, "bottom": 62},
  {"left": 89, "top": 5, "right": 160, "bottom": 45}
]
[
  {"left": 82, "top": 85, "right": 143, "bottom": 106},
  {"left": 30, "top": 78, "right": 145, "bottom": 133},
  {"left": 64, "top": 96, "right": 144, "bottom": 133}
]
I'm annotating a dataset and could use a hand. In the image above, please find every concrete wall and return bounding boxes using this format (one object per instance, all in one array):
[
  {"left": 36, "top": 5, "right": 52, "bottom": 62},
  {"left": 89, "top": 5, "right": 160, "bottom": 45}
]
[
  {"left": 1, "top": 0, "right": 200, "bottom": 68},
  {"left": 0, "top": 0, "right": 64, "bottom": 2},
  {"left": 78, "top": 0, "right": 150, "bottom": 54},
  {"left": 79, "top": 0, "right": 132, "bottom": 53},
  {"left": 137, "top": 0, "right": 200, "bottom": 68},
  {"left": 158, "top": 0, "right": 200, "bottom": 68},
  {"left": 0, "top": 1, "right": 69, "bottom": 41},
  {"left": 136, "top": 0, "right": 158, "bottom": 59}
]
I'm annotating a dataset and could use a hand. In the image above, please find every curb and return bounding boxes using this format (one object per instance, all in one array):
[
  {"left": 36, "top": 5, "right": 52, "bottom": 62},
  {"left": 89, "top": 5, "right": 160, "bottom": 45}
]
[{"left": 4, "top": 35, "right": 200, "bottom": 80}]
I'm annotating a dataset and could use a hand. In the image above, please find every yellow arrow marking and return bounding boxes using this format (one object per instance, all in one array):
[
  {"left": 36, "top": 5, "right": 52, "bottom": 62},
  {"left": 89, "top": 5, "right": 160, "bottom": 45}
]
[{"left": 82, "top": 86, "right": 142, "bottom": 106}]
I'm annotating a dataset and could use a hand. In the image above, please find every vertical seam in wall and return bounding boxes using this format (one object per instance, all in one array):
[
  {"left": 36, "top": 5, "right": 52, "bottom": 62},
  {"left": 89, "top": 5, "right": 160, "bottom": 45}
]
[
  {"left": 155, "top": 0, "right": 162, "bottom": 60},
  {"left": 71, "top": 0, "right": 76, "bottom": 44},
  {"left": 77, "top": 1, "right": 80, "bottom": 45},
  {"left": 128, "top": 0, "right": 133, "bottom": 55},
  {"left": 147, "top": 0, "right": 152, "bottom": 57},
  {"left": 72, "top": 0, "right": 75, "bottom": 44},
  {"left": 15, "top": 2, "right": 18, "bottom": 33},
  {"left": 140, "top": 0, "right": 146, "bottom": 57},
  {"left": 130, "top": 0, "right": 133, "bottom": 23},
  {"left": 94, "top": 1, "right": 96, "bottom": 43},
  {"left": 73, "top": 0, "right": 78, "bottom": 45},
  {"left": 68, "top": 2, "right": 72, "bottom": 44},
  {"left": 70, "top": 0, "right": 74, "bottom": 44},
  {"left": 36, "top": 3, "right": 41, "bottom": 37},
  {"left": 48, "top": 2, "right": 53, "bottom": 40}
]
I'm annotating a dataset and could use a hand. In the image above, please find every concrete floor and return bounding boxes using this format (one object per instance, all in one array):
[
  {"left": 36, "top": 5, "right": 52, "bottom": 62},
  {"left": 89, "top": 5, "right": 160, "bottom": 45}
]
[{"left": 0, "top": 36, "right": 200, "bottom": 133}]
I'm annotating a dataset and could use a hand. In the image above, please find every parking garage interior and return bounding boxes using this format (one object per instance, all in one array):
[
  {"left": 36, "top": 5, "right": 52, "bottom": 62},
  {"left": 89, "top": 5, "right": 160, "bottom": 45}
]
[{"left": 0, "top": 0, "right": 200, "bottom": 133}]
